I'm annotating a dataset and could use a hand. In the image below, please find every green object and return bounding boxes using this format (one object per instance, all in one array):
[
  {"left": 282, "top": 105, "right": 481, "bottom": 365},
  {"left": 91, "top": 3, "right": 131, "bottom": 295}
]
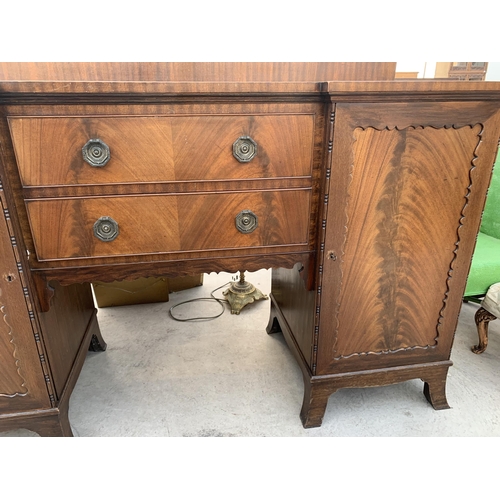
[
  {"left": 464, "top": 232, "right": 500, "bottom": 296},
  {"left": 480, "top": 151, "right": 500, "bottom": 240},
  {"left": 464, "top": 150, "right": 500, "bottom": 298}
]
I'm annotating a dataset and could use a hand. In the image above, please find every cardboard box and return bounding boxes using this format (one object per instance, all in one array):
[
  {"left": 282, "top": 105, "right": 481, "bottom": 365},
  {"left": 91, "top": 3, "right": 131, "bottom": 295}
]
[
  {"left": 167, "top": 274, "right": 204, "bottom": 292},
  {"left": 92, "top": 277, "right": 169, "bottom": 308},
  {"left": 92, "top": 274, "right": 204, "bottom": 307}
]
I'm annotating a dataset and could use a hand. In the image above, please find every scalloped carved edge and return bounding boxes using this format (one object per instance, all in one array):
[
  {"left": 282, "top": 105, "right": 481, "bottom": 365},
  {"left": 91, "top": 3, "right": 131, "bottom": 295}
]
[
  {"left": 330, "top": 123, "right": 483, "bottom": 361},
  {"left": 35, "top": 253, "right": 313, "bottom": 287},
  {"left": 434, "top": 124, "right": 483, "bottom": 347},
  {"left": 0, "top": 304, "right": 29, "bottom": 397}
]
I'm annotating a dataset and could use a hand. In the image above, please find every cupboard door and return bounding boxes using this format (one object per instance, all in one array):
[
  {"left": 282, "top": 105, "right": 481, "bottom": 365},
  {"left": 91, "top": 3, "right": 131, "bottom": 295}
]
[
  {"left": 0, "top": 192, "right": 51, "bottom": 412},
  {"left": 317, "top": 102, "right": 500, "bottom": 375}
]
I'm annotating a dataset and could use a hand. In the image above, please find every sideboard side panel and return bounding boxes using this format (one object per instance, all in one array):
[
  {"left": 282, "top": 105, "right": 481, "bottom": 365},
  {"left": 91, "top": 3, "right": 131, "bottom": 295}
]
[
  {"left": 0, "top": 183, "right": 50, "bottom": 411},
  {"left": 271, "top": 265, "right": 316, "bottom": 367},
  {"left": 37, "top": 281, "right": 97, "bottom": 399}
]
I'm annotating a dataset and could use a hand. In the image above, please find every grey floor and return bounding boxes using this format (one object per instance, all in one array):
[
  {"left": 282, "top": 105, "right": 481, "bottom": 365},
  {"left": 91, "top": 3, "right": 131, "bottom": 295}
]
[{"left": 2, "top": 269, "right": 500, "bottom": 437}]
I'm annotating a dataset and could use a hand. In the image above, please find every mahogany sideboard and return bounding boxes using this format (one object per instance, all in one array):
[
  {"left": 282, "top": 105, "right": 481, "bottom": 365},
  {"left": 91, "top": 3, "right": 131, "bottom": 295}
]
[{"left": 0, "top": 63, "right": 499, "bottom": 436}]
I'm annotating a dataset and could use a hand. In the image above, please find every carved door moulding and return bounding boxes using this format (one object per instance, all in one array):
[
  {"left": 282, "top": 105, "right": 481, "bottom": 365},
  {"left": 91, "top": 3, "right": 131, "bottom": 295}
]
[
  {"left": 324, "top": 122, "right": 483, "bottom": 362},
  {"left": 0, "top": 304, "right": 29, "bottom": 397}
]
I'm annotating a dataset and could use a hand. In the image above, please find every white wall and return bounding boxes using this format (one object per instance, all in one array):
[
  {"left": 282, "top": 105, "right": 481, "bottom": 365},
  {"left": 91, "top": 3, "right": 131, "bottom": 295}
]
[
  {"left": 395, "top": 62, "right": 426, "bottom": 77},
  {"left": 486, "top": 62, "right": 500, "bottom": 81},
  {"left": 395, "top": 62, "right": 437, "bottom": 78}
]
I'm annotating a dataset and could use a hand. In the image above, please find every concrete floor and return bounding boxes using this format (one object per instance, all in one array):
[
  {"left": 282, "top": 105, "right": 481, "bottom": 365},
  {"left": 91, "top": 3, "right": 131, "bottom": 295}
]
[{"left": 2, "top": 269, "right": 500, "bottom": 437}]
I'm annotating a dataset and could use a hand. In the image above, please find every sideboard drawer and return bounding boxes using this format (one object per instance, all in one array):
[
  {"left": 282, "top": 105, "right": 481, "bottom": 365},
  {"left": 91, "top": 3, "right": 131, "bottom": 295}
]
[
  {"left": 25, "top": 190, "right": 311, "bottom": 261},
  {"left": 9, "top": 114, "right": 315, "bottom": 187}
]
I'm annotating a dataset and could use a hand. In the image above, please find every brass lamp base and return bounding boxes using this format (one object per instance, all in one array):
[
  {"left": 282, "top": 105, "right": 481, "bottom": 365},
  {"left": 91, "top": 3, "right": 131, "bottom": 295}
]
[{"left": 223, "top": 271, "right": 268, "bottom": 314}]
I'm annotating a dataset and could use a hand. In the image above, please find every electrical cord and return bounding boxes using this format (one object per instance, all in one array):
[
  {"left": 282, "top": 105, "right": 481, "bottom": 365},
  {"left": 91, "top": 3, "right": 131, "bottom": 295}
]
[{"left": 168, "top": 281, "right": 232, "bottom": 322}]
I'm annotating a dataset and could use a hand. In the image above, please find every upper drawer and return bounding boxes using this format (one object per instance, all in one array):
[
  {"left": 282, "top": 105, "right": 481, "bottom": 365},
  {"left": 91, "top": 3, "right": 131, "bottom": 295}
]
[{"left": 9, "top": 114, "right": 315, "bottom": 187}]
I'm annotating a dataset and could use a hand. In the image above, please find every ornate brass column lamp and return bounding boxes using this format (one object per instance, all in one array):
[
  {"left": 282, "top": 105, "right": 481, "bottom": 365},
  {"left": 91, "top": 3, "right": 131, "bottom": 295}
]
[{"left": 223, "top": 271, "right": 268, "bottom": 314}]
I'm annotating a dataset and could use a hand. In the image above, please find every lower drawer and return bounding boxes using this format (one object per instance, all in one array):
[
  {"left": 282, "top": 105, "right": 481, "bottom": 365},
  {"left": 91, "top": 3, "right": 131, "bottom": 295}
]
[{"left": 26, "top": 190, "right": 311, "bottom": 261}]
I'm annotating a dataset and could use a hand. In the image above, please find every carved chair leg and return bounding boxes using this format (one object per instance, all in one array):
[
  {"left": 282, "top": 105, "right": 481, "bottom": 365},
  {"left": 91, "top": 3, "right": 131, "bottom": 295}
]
[{"left": 472, "top": 307, "right": 497, "bottom": 354}]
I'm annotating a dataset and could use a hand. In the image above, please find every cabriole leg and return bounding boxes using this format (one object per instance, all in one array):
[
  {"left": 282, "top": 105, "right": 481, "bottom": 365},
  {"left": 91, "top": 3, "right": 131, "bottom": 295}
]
[{"left": 472, "top": 307, "right": 497, "bottom": 354}]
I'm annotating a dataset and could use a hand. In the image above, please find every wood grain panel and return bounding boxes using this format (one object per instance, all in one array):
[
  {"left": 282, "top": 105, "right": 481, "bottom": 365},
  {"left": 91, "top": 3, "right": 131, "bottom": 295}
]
[
  {"left": 2, "top": 80, "right": 498, "bottom": 103},
  {"left": 333, "top": 125, "right": 482, "bottom": 358},
  {"left": 37, "top": 282, "right": 96, "bottom": 399},
  {"left": 9, "top": 114, "right": 314, "bottom": 187},
  {"left": 10, "top": 116, "right": 174, "bottom": 186},
  {"left": 0, "top": 62, "right": 397, "bottom": 82},
  {"left": 170, "top": 114, "right": 314, "bottom": 180},
  {"left": 315, "top": 100, "right": 500, "bottom": 376},
  {"left": 0, "top": 193, "right": 49, "bottom": 411},
  {"left": 0, "top": 269, "right": 29, "bottom": 399},
  {"left": 271, "top": 265, "right": 316, "bottom": 368},
  {"left": 26, "top": 190, "right": 311, "bottom": 261}
]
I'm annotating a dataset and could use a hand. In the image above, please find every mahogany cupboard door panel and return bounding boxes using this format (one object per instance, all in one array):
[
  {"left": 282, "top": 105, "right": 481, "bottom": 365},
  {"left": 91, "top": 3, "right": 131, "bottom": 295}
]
[
  {"left": 0, "top": 192, "right": 51, "bottom": 412},
  {"left": 317, "top": 102, "right": 500, "bottom": 376}
]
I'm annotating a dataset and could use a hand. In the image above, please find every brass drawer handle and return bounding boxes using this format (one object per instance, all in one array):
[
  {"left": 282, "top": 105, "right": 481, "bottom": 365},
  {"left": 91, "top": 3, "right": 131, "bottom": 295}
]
[
  {"left": 94, "top": 216, "right": 119, "bottom": 242},
  {"left": 236, "top": 210, "right": 258, "bottom": 234},
  {"left": 82, "top": 138, "right": 111, "bottom": 167},
  {"left": 233, "top": 136, "right": 257, "bottom": 163}
]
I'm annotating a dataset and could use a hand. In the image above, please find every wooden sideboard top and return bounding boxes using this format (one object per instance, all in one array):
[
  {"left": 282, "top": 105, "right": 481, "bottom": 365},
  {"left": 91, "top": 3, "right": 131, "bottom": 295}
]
[
  {"left": 0, "top": 62, "right": 397, "bottom": 82},
  {"left": 0, "top": 79, "right": 499, "bottom": 103}
]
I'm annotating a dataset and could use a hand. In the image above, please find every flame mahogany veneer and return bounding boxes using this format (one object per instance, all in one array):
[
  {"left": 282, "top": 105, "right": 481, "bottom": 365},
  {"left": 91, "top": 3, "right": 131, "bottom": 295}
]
[{"left": 1, "top": 63, "right": 499, "bottom": 435}]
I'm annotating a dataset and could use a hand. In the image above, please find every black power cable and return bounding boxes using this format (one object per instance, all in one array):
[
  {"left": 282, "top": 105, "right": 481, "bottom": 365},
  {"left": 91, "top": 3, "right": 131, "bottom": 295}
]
[{"left": 168, "top": 281, "right": 232, "bottom": 322}]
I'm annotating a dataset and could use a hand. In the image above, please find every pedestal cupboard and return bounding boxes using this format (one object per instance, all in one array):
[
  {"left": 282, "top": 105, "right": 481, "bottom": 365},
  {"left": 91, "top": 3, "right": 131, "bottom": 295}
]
[{"left": 0, "top": 63, "right": 499, "bottom": 435}]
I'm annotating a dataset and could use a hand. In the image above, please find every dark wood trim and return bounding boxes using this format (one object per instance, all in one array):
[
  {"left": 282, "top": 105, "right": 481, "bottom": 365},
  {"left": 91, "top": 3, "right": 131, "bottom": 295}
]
[
  {"left": 22, "top": 177, "right": 312, "bottom": 197},
  {"left": 1, "top": 80, "right": 499, "bottom": 103},
  {"left": 322, "top": 80, "right": 500, "bottom": 100},
  {"left": 34, "top": 252, "right": 314, "bottom": 287},
  {"left": 0, "top": 407, "right": 72, "bottom": 437}
]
